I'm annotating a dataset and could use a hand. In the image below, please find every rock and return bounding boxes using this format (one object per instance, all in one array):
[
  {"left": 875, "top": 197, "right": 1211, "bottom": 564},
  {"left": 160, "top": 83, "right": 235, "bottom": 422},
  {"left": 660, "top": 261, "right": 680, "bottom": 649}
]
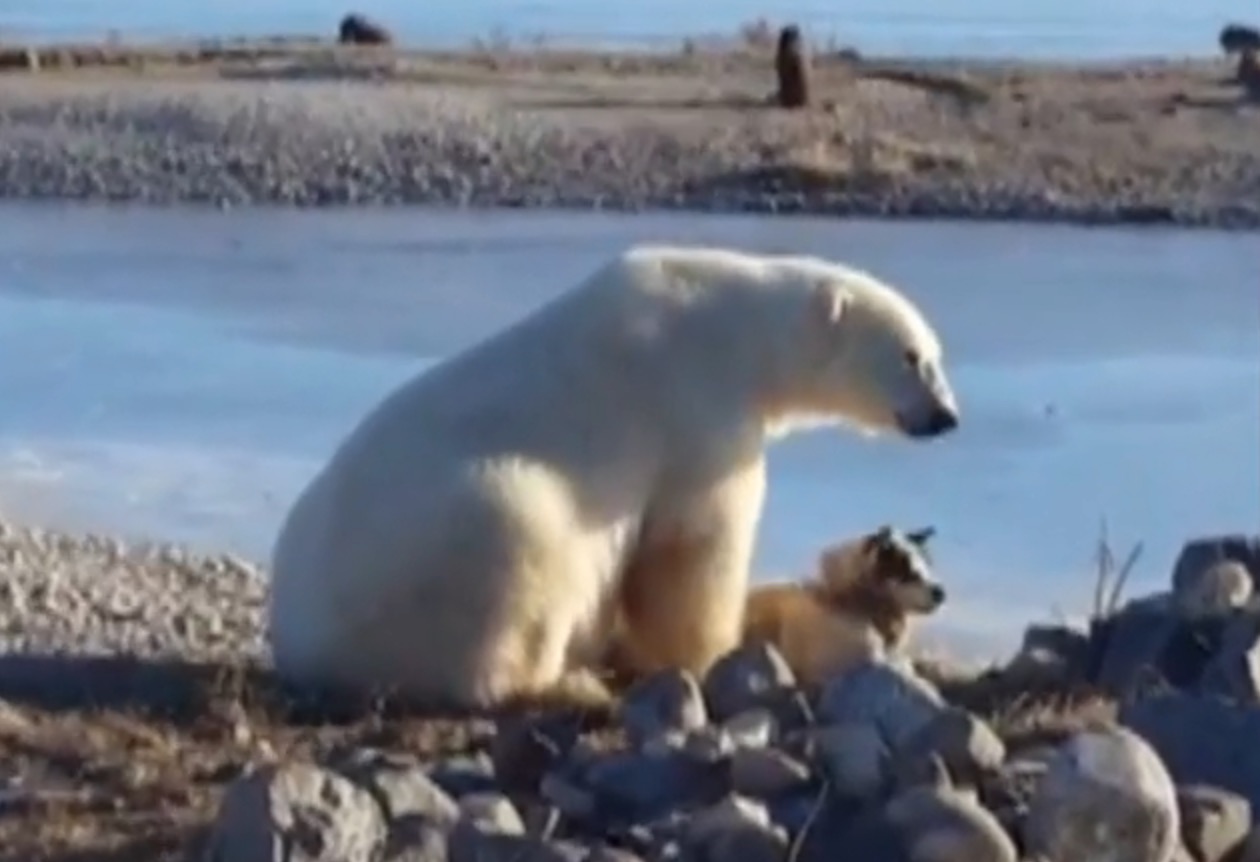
[
  {"left": 620, "top": 669, "right": 709, "bottom": 747},
  {"left": 774, "top": 25, "right": 811, "bottom": 109},
  {"left": 1238, "top": 824, "right": 1260, "bottom": 862},
  {"left": 702, "top": 643, "right": 797, "bottom": 724},
  {"left": 333, "top": 748, "right": 459, "bottom": 826},
  {"left": 685, "top": 795, "right": 789, "bottom": 862},
  {"left": 1199, "top": 612, "right": 1260, "bottom": 704},
  {"left": 977, "top": 758, "right": 1048, "bottom": 844},
  {"left": 338, "top": 12, "right": 394, "bottom": 45},
  {"left": 450, "top": 833, "right": 587, "bottom": 862},
  {"left": 721, "top": 709, "right": 776, "bottom": 749},
  {"left": 1175, "top": 560, "right": 1254, "bottom": 620},
  {"left": 1093, "top": 599, "right": 1225, "bottom": 695},
  {"left": 730, "top": 747, "right": 812, "bottom": 799},
  {"left": 1007, "top": 623, "right": 1091, "bottom": 681},
  {"left": 1173, "top": 536, "right": 1260, "bottom": 595},
  {"left": 428, "top": 753, "right": 498, "bottom": 798},
  {"left": 885, "top": 784, "right": 1018, "bottom": 862},
  {"left": 540, "top": 771, "right": 598, "bottom": 820},
  {"left": 895, "top": 708, "right": 1006, "bottom": 788},
  {"left": 817, "top": 659, "right": 945, "bottom": 750},
  {"left": 491, "top": 715, "right": 576, "bottom": 795},
  {"left": 457, "top": 793, "right": 526, "bottom": 834},
  {"left": 205, "top": 761, "right": 388, "bottom": 862},
  {"left": 1122, "top": 694, "right": 1260, "bottom": 811},
  {"left": 814, "top": 721, "right": 891, "bottom": 799},
  {"left": 1176, "top": 784, "right": 1250, "bottom": 862},
  {"left": 584, "top": 747, "right": 725, "bottom": 822},
  {"left": 1024, "top": 726, "right": 1180, "bottom": 862}
]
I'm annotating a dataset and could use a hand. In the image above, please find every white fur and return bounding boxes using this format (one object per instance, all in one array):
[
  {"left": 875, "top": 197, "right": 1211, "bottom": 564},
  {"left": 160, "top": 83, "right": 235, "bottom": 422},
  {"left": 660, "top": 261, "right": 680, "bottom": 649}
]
[{"left": 267, "top": 244, "right": 959, "bottom": 709}]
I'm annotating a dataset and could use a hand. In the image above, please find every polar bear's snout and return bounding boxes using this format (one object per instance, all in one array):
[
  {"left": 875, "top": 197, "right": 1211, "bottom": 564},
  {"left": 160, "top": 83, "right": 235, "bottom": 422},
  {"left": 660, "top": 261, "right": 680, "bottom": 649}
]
[{"left": 895, "top": 361, "right": 959, "bottom": 439}]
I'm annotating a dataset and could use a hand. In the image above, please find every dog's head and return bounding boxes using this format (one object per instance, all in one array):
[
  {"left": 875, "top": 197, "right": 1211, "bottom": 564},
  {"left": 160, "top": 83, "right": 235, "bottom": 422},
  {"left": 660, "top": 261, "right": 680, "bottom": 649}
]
[{"left": 818, "top": 524, "right": 945, "bottom": 613}]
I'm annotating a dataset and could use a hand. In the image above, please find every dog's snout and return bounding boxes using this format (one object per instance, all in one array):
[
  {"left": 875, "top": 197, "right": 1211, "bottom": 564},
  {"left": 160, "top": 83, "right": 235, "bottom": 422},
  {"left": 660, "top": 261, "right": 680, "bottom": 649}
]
[{"left": 928, "top": 584, "right": 946, "bottom": 605}]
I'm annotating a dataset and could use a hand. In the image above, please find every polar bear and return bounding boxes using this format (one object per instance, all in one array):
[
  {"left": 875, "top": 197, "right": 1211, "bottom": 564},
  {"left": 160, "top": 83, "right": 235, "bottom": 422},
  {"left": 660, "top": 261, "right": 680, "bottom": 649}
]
[{"left": 267, "top": 244, "right": 960, "bottom": 711}]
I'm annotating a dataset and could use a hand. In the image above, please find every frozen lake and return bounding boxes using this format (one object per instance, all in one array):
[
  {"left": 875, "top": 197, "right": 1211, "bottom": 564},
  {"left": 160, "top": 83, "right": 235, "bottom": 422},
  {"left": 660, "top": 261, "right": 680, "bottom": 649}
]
[{"left": 0, "top": 204, "right": 1255, "bottom": 656}]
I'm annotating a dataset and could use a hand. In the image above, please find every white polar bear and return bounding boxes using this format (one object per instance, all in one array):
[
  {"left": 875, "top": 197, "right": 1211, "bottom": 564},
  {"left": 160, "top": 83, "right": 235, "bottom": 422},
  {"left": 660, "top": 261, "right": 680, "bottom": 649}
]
[{"left": 267, "top": 244, "right": 960, "bottom": 711}]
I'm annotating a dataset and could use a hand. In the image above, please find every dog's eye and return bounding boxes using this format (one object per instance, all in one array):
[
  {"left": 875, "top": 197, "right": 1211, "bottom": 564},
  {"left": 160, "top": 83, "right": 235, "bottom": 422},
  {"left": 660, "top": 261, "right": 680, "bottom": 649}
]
[{"left": 903, "top": 349, "right": 921, "bottom": 369}]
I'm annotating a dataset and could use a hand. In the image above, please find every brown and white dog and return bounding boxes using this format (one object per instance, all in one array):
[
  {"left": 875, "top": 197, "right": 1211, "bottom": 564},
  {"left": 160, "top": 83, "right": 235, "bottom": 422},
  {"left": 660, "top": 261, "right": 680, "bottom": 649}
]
[{"left": 742, "top": 525, "right": 945, "bottom": 686}]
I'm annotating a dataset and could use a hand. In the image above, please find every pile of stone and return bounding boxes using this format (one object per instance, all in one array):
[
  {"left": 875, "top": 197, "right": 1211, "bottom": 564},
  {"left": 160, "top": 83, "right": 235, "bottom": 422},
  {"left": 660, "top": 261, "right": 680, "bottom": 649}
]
[{"left": 198, "top": 533, "right": 1260, "bottom": 862}]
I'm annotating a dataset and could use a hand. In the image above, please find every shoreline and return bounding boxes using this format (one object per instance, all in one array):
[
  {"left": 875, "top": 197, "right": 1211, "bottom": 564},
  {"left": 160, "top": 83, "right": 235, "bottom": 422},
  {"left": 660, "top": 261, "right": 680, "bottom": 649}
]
[
  {"left": 0, "top": 513, "right": 1257, "bottom": 861},
  {"left": 0, "top": 38, "right": 1256, "bottom": 228}
]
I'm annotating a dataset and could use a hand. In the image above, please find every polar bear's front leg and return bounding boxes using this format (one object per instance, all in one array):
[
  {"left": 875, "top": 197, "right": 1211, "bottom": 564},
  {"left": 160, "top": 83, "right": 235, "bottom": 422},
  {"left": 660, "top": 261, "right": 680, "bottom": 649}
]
[{"left": 614, "top": 460, "right": 767, "bottom": 679}]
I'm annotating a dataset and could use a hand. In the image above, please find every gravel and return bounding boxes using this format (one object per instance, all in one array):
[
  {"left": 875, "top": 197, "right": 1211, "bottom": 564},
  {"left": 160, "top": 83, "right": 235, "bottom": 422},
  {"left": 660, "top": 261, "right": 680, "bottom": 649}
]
[
  {"left": 0, "top": 71, "right": 1257, "bottom": 227},
  {"left": 0, "top": 517, "right": 267, "bottom": 661}
]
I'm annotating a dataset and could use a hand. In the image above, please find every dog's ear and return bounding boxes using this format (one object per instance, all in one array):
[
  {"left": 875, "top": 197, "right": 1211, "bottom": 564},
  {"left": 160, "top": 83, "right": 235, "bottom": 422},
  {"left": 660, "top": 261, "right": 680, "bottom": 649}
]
[
  {"left": 867, "top": 525, "right": 894, "bottom": 550},
  {"left": 907, "top": 526, "right": 936, "bottom": 547}
]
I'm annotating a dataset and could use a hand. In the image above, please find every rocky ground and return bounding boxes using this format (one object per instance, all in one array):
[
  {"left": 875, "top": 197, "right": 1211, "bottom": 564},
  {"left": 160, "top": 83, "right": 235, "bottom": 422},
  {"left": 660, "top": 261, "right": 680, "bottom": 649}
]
[
  {"left": 0, "top": 518, "right": 1259, "bottom": 861},
  {"left": 0, "top": 37, "right": 1257, "bottom": 226}
]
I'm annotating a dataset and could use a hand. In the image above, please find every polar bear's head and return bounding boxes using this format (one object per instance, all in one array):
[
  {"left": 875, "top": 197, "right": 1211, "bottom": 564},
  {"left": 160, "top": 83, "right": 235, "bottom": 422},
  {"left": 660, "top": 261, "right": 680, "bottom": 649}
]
[{"left": 775, "top": 263, "right": 959, "bottom": 440}]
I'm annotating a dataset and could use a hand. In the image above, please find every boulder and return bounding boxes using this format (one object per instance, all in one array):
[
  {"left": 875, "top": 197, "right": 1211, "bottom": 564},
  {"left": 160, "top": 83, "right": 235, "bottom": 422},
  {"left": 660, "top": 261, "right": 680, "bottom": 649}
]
[
  {"left": 1024, "top": 726, "right": 1180, "bottom": 862},
  {"left": 620, "top": 669, "right": 709, "bottom": 747},
  {"left": 702, "top": 643, "right": 798, "bottom": 724},
  {"left": 817, "top": 658, "right": 945, "bottom": 750},
  {"left": 1122, "top": 693, "right": 1260, "bottom": 811},
  {"left": 1176, "top": 784, "right": 1251, "bottom": 862},
  {"left": 204, "top": 761, "right": 388, "bottom": 862}
]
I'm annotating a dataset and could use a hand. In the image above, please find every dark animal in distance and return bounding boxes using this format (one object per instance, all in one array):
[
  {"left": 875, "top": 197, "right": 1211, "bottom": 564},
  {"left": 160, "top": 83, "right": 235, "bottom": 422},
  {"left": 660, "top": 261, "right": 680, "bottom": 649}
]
[
  {"left": 774, "top": 24, "right": 811, "bottom": 109},
  {"left": 1219, "top": 23, "right": 1260, "bottom": 55},
  {"left": 338, "top": 13, "right": 394, "bottom": 46}
]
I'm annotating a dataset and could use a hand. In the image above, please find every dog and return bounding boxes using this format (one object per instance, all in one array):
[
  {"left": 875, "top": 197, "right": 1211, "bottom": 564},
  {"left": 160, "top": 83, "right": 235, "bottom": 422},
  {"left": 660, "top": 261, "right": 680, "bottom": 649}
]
[{"left": 742, "top": 525, "right": 945, "bottom": 686}]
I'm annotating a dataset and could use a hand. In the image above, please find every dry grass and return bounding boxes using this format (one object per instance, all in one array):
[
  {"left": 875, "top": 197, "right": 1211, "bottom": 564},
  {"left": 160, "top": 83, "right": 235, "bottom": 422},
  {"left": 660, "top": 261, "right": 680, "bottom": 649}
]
[{"left": 0, "top": 644, "right": 1119, "bottom": 862}]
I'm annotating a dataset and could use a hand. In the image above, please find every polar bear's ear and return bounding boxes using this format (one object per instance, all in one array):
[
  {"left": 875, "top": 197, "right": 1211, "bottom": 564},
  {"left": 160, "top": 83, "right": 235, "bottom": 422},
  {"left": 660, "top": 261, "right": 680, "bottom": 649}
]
[{"left": 810, "top": 280, "right": 850, "bottom": 327}]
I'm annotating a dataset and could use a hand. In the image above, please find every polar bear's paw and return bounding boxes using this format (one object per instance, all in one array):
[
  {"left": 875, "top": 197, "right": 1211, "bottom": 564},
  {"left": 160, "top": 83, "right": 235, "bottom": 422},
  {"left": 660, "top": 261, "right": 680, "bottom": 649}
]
[{"left": 510, "top": 667, "right": 617, "bottom": 715}]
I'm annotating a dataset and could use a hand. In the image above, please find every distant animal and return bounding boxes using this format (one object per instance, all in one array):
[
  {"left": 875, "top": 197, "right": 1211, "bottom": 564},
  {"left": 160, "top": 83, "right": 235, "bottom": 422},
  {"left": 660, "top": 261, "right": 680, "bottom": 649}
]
[
  {"left": 742, "top": 525, "right": 945, "bottom": 686},
  {"left": 775, "top": 24, "right": 811, "bottom": 109},
  {"left": 338, "top": 12, "right": 394, "bottom": 46},
  {"left": 1219, "top": 23, "right": 1260, "bottom": 55}
]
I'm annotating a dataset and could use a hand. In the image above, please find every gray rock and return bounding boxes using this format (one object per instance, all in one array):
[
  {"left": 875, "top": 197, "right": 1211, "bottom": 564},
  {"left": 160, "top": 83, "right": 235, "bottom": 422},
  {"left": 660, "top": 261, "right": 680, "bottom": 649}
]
[
  {"left": 540, "top": 771, "right": 598, "bottom": 820},
  {"left": 1199, "top": 612, "right": 1260, "bottom": 704},
  {"left": 1121, "top": 693, "right": 1260, "bottom": 811},
  {"left": 1176, "top": 784, "right": 1251, "bottom": 862},
  {"left": 456, "top": 793, "right": 526, "bottom": 835},
  {"left": 814, "top": 721, "right": 891, "bottom": 799},
  {"left": 449, "top": 833, "right": 587, "bottom": 862},
  {"left": 491, "top": 715, "right": 576, "bottom": 795},
  {"left": 885, "top": 784, "right": 1018, "bottom": 862},
  {"left": 702, "top": 643, "right": 797, "bottom": 723},
  {"left": 205, "top": 761, "right": 388, "bottom": 862},
  {"left": 1006, "top": 623, "right": 1092, "bottom": 684},
  {"left": 1175, "top": 560, "right": 1255, "bottom": 620},
  {"left": 333, "top": 748, "right": 459, "bottom": 826},
  {"left": 584, "top": 746, "right": 724, "bottom": 822},
  {"left": 895, "top": 708, "right": 1006, "bottom": 788},
  {"left": 722, "top": 708, "right": 776, "bottom": 749},
  {"left": 685, "top": 794, "right": 789, "bottom": 862},
  {"left": 1093, "top": 601, "right": 1225, "bottom": 695},
  {"left": 1172, "top": 535, "right": 1260, "bottom": 594},
  {"left": 730, "top": 747, "right": 813, "bottom": 799},
  {"left": 428, "top": 753, "right": 498, "bottom": 798},
  {"left": 1237, "top": 824, "right": 1260, "bottom": 862},
  {"left": 620, "top": 669, "right": 709, "bottom": 747},
  {"left": 817, "top": 659, "right": 945, "bottom": 750},
  {"left": 1024, "top": 726, "right": 1180, "bottom": 862}
]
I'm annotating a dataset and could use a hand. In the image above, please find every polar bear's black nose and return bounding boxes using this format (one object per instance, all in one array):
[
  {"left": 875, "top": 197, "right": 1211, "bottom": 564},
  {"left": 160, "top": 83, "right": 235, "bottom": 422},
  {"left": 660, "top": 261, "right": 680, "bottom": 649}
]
[
  {"left": 927, "top": 406, "right": 959, "bottom": 435},
  {"left": 905, "top": 405, "right": 958, "bottom": 438}
]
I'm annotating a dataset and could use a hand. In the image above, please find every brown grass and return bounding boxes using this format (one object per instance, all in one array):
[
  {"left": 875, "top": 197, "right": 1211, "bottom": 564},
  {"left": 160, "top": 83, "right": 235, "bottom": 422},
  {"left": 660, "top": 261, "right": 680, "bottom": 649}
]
[{"left": 0, "top": 645, "right": 1118, "bottom": 862}]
